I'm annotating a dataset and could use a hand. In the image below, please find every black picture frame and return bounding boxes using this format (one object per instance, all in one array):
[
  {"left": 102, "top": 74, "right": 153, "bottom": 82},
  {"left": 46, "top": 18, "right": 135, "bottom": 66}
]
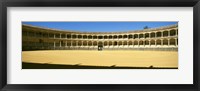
[{"left": 0, "top": 0, "right": 199, "bottom": 91}]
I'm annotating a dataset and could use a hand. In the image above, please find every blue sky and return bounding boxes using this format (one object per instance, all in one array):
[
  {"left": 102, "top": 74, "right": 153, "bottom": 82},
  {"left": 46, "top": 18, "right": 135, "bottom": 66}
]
[{"left": 22, "top": 22, "right": 178, "bottom": 32}]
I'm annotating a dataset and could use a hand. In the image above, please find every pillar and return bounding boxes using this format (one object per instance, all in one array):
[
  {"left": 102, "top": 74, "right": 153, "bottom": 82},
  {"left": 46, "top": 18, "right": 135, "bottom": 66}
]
[
  {"left": 175, "top": 38, "right": 177, "bottom": 46},
  {"left": 65, "top": 41, "right": 67, "bottom": 47},
  {"left": 161, "top": 39, "right": 163, "bottom": 46},
  {"left": 60, "top": 41, "right": 61, "bottom": 47},
  {"left": 54, "top": 41, "right": 56, "bottom": 48},
  {"left": 60, "top": 33, "right": 61, "bottom": 39},
  {"left": 155, "top": 40, "right": 157, "bottom": 46},
  {"left": 168, "top": 31, "right": 170, "bottom": 37},
  {"left": 168, "top": 39, "right": 170, "bottom": 46},
  {"left": 54, "top": 34, "right": 55, "bottom": 39},
  {"left": 161, "top": 32, "right": 163, "bottom": 37}
]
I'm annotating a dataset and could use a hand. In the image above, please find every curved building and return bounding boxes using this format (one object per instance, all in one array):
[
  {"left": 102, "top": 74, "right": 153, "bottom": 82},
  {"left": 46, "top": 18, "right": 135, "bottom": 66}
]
[{"left": 22, "top": 24, "right": 178, "bottom": 51}]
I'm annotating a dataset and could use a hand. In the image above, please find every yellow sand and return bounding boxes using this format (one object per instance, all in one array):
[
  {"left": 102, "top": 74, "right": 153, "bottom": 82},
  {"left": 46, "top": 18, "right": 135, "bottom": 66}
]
[{"left": 22, "top": 50, "right": 178, "bottom": 67}]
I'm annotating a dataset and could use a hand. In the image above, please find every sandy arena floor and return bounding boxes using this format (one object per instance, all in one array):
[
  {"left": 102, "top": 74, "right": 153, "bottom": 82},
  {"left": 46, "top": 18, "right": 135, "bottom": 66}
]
[{"left": 22, "top": 50, "right": 178, "bottom": 67}]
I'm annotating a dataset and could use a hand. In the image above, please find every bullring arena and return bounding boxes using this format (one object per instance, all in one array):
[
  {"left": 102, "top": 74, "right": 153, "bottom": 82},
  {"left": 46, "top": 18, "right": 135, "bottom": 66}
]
[{"left": 22, "top": 24, "right": 178, "bottom": 69}]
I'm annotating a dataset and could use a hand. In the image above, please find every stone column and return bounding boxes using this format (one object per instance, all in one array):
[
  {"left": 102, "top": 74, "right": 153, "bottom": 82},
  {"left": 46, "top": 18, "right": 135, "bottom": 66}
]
[
  {"left": 60, "top": 41, "right": 61, "bottom": 47},
  {"left": 155, "top": 32, "right": 157, "bottom": 38},
  {"left": 54, "top": 34, "right": 55, "bottom": 39},
  {"left": 155, "top": 40, "right": 157, "bottom": 46},
  {"left": 168, "top": 39, "right": 170, "bottom": 46},
  {"left": 161, "top": 39, "right": 163, "bottom": 46},
  {"left": 60, "top": 33, "right": 61, "bottom": 39},
  {"left": 65, "top": 41, "right": 67, "bottom": 47},
  {"left": 54, "top": 41, "right": 56, "bottom": 49},
  {"left": 161, "top": 32, "right": 163, "bottom": 37},
  {"left": 175, "top": 38, "right": 177, "bottom": 46},
  {"left": 168, "top": 31, "right": 170, "bottom": 37},
  {"left": 149, "top": 40, "right": 150, "bottom": 46}
]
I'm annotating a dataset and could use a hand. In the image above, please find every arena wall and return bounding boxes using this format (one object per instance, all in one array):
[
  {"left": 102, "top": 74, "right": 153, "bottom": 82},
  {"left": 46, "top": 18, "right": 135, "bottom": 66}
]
[{"left": 22, "top": 24, "right": 178, "bottom": 51}]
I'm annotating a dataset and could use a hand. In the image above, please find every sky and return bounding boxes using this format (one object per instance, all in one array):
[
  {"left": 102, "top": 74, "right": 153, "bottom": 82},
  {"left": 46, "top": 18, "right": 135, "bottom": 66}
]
[{"left": 22, "top": 22, "right": 178, "bottom": 32}]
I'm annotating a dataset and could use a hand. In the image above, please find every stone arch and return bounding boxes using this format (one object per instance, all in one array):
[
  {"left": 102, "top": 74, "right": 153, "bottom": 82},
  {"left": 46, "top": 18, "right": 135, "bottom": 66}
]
[
  {"left": 93, "top": 41, "right": 97, "bottom": 46},
  {"left": 109, "top": 35, "right": 112, "bottom": 39},
  {"left": 150, "top": 32, "right": 155, "bottom": 38},
  {"left": 124, "top": 41, "right": 128, "bottom": 45},
  {"left": 88, "top": 35, "right": 92, "bottom": 39},
  {"left": 139, "top": 40, "right": 143, "bottom": 45},
  {"left": 104, "top": 35, "right": 108, "bottom": 39},
  {"left": 145, "top": 33, "right": 150, "bottom": 38},
  {"left": 83, "top": 35, "right": 87, "bottom": 39},
  {"left": 170, "top": 38, "right": 176, "bottom": 45},
  {"left": 150, "top": 40, "right": 155, "bottom": 45},
  {"left": 83, "top": 41, "right": 87, "bottom": 46},
  {"left": 156, "top": 39, "right": 161, "bottom": 45},
  {"left": 114, "top": 35, "right": 118, "bottom": 39},
  {"left": 128, "top": 34, "right": 133, "bottom": 39},
  {"left": 108, "top": 41, "right": 112, "bottom": 46},
  {"left": 118, "top": 41, "right": 122, "bottom": 45},
  {"left": 78, "top": 35, "right": 82, "bottom": 38},
  {"left": 139, "top": 34, "right": 144, "bottom": 39},
  {"left": 145, "top": 40, "right": 149, "bottom": 45},
  {"left": 119, "top": 35, "right": 122, "bottom": 39},
  {"left": 170, "top": 29, "right": 176, "bottom": 36},
  {"left": 104, "top": 41, "right": 108, "bottom": 46},
  {"left": 163, "top": 39, "right": 168, "bottom": 45},
  {"left": 134, "top": 34, "right": 139, "bottom": 39},
  {"left": 88, "top": 41, "right": 92, "bottom": 46},
  {"left": 163, "top": 31, "right": 169, "bottom": 37},
  {"left": 134, "top": 41, "right": 138, "bottom": 45},
  {"left": 78, "top": 41, "right": 82, "bottom": 46},
  {"left": 128, "top": 41, "right": 133, "bottom": 45},
  {"left": 114, "top": 41, "right": 118, "bottom": 46},
  {"left": 123, "top": 35, "right": 128, "bottom": 39},
  {"left": 156, "top": 32, "right": 161, "bottom": 37}
]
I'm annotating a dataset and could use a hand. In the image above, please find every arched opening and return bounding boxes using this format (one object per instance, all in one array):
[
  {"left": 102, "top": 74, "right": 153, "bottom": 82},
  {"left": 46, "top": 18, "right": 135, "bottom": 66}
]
[
  {"left": 72, "top": 35, "right": 76, "bottom": 38},
  {"left": 93, "top": 41, "right": 97, "bottom": 46},
  {"left": 114, "top": 35, "right": 118, "bottom": 39},
  {"left": 128, "top": 41, "right": 133, "bottom": 45},
  {"left": 134, "top": 41, "right": 138, "bottom": 45},
  {"left": 124, "top": 41, "right": 128, "bottom": 45},
  {"left": 150, "top": 32, "right": 155, "bottom": 38},
  {"left": 163, "top": 39, "right": 168, "bottom": 45},
  {"left": 118, "top": 41, "right": 122, "bottom": 46},
  {"left": 109, "top": 35, "right": 112, "bottom": 39},
  {"left": 98, "top": 36, "right": 103, "bottom": 39},
  {"left": 108, "top": 41, "right": 112, "bottom": 46},
  {"left": 145, "top": 33, "right": 149, "bottom": 38},
  {"left": 88, "top": 35, "right": 92, "bottom": 39},
  {"left": 114, "top": 41, "right": 118, "bottom": 46},
  {"left": 119, "top": 35, "right": 122, "bottom": 39},
  {"left": 145, "top": 40, "right": 149, "bottom": 45},
  {"left": 170, "top": 39, "right": 175, "bottom": 45},
  {"left": 83, "top": 41, "right": 87, "bottom": 46},
  {"left": 128, "top": 34, "right": 133, "bottom": 39},
  {"left": 93, "top": 35, "right": 97, "bottom": 39},
  {"left": 163, "top": 31, "right": 168, "bottom": 37},
  {"left": 134, "top": 34, "right": 138, "bottom": 39},
  {"left": 156, "top": 39, "right": 161, "bottom": 45},
  {"left": 123, "top": 35, "right": 128, "bottom": 39},
  {"left": 156, "top": 32, "right": 161, "bottom": 37},
  {"left": 78, "top": 35, "right": 82, "bottom": 38},
  {"left": 139, "top": 41, "right": 143, "bottom": 45},
  {"left": 67, "top": 34, "right": 71, "bottom": 38},
  {"left": 104, "top": 41, "right": 108, "bottom": 46},
  {"left": 170, "top": 30, "right": 176, "bottom": 36},
  {"left": 78, "top": 41, "right": 82, "bottom": 46},
  {"left": 139, "top": 34, "right": 144, "bottom": 39},
  {"left": 88, "top": 41, "right": 92, "bottom": 46},
  {"left": 104, "top": 36, "right": 108, "bottom": 39},
  {"left": 150, "top": 40, "right": 155, "bottom": 45},
  {"left": 72, "top": 41, "right": 76, "bottom": 46},
  {"left": 83, "top": 35, "right": 87, "bottom": 39}
]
